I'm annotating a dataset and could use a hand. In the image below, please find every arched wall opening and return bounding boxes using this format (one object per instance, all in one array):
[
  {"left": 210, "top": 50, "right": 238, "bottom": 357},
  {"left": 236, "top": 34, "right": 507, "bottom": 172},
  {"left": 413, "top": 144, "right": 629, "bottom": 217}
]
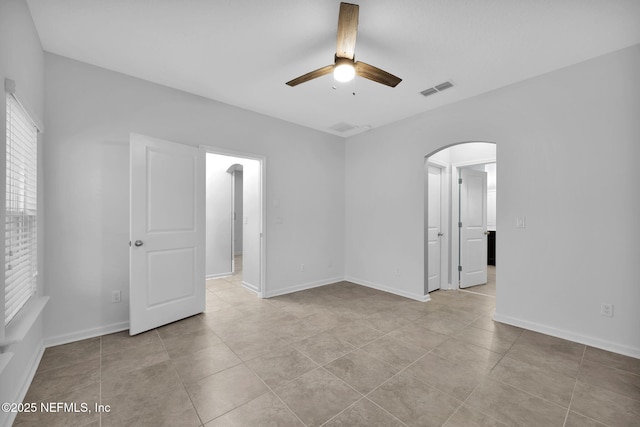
[{"left": 424, "top": 141, "right": 497, "bottom": 297}]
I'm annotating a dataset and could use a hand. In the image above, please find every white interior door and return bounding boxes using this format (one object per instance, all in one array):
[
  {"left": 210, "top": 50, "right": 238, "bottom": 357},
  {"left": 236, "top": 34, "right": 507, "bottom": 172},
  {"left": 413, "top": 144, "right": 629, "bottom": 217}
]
[
  {"left": 459, "top": 167, "right": 488, "bottom": 288},
  {"left": 427, "top": 165, "right": 443, "bottom": 292},
  {"left": 130, "top": 134, "right": 205, "bottom": 335}
]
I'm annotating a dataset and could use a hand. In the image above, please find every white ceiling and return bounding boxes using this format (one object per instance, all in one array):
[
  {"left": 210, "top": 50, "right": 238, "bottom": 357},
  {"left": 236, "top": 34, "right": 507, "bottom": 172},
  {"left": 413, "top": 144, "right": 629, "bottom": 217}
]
[{"left": 26, "top": 0, "right": 640, "bottom": 137}]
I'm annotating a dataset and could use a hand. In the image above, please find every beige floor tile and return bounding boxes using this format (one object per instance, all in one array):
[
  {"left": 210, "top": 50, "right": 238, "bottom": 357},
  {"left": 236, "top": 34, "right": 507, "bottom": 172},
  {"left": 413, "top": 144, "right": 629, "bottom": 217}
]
[
  {"left": 404, "top": 352, "right": 488, "bottom": 401},
  {"left": 221, "top": 330, "right": 287, "bottom": 361},
  {"left": 156, "top": 314, "right": 207, "bottom": 339},
  {"left": 443, "top": 405, "right": 508, "bottom": 427},
  {"left": 292, "top": 330, "right": 356, "bottom": 365},
  {"left": 186, "top": 364, "right": 268, "bottom": 423},
  {"left": 245, "top": 346, "right": 318, "bottom": 388},
  {"left": 431, "top": 338, "right": 502, "bottom": 371},
  {"left": 368, "top": 373, "right": 462, "bottom": 427},
  {"left": 505, "top": 330, "right": 584, "bottom": 377},
  {"left": 101, "top": 337, "right": 169, "bottom": 378},
  {"left": 420, "top": 311, "right": 470, "bottom": 335},
  {"left": 387, "top": 323, "right": 449, "bottom": 352},
  {"left": 360, "top": 335, "right": 429, "bottom": 369},
  {"left": 160, "top": 328, "right": 223, "bottom": 358},
  {"left": 465, "top": 379, "right": 568, "bottom": 426},
  {"left": 324, "top": 398, "right": 405, "bottom": 427},
  {"left": 583, "top": 346, "right": 640, "bottom": 375},
  {"left": 101, "top": 329, "right": 161, "bottom": 355},
  {"left": 488, "top": 355, "right": 576, "bottom": 407},
  {"left": 206, "top": 277, "right": 235, "bottom": 291},
  {"left": 564, "top": 411, "right": 608, "bottom": 427},
  {"left": 273, "top": 368, "right": 361, "bottom": 427},
  {"left": 325, "top": 349, "right": 400, "bottom": 394},
  {"left": 170, "top": 343, "right": 242, "bottom": 384},
  {"left": 36, "top": 337, "right": 101, "bottom": 373},
  {"left": 22, "top": 273, "right": 639, "bottom": 427},
  {"left": 578, "top": 359, "right": 640, "bottom": 400},
  {"left": 360, "top": 310, "right": 412, "bottom": 333},
  {"left": 15, "top": 382, "right": 100, "bottom": 427},
  {"left": 468, "top": 315, "right": 523, "bottom": 336},
  {"left": 101, "top": 361, "right": 201, "bottom": 427},
  {"left": 570, "top": 380, "right": 640, "bottom": 426},
  {"left": 454, "top": 325, "right": 518, "bottom": 354},
  {"left": 26, "top": 358, "right": 100, "bottom": 402},
  {"left": 205, "top": 392, "right": 303, "bottom": 426},
  {"left": 324, "top": 321, "right": 385, "bottom": 348}
]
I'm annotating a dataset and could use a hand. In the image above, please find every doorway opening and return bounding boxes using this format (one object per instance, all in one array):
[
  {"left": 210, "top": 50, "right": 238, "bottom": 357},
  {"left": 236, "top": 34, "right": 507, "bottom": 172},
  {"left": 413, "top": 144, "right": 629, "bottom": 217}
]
[
  {"left": 205, "top": 151, "right": 264, "bottom": 296},
  {"left": 424, "top": 142, "right": 497, "bottom": 296}
]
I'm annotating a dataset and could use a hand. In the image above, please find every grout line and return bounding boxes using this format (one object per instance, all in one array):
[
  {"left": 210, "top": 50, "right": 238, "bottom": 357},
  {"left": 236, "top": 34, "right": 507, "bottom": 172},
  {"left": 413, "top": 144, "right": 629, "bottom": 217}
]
[{"left": 562, "top": 345, "right": 587, "bottom": 427}]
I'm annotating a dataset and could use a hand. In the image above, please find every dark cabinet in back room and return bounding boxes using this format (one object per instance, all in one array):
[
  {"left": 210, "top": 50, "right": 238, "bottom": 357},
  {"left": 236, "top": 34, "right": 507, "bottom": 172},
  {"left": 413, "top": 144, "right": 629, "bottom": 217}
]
[{"left": 487, "top": 230, "right": 496, "bottom": 266}]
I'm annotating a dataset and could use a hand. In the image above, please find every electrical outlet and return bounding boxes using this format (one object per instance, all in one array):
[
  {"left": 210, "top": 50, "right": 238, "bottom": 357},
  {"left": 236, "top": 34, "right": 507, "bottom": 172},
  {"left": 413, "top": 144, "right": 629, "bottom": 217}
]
[
  {"left": 112, "top": 290, "right": 121, "bottom": 303},
  {"left": 600, "top": 303, "right": 613, "bottom": 317}
]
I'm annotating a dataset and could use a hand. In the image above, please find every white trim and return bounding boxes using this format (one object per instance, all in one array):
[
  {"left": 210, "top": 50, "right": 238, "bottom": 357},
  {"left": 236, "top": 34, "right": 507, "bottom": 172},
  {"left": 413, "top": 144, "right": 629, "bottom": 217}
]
[
  {"left": 0, "top": 297, "right": 48, "bottom": 347},
  {"left": 344, "top": 276, "right": 430, "bottom": 302},
  {"left": 43, "top": 321, "right": 129, "bottom": 348},
  {"left": 263, "top": 277, "right": 344, "bottom": 298},
  {"left": 242, "top": 280, "right": 259, "bottom": 294},
  {"left": 2, "top": 339, "right": 44, "bottom": 427},
  {"left": 493, "top": 312, "right": 640, "bottom": 359},
  {"left": 200, "top": 145, "right": 266, "bottom": 296},
  {"left": 206, "top": 272, "right": 233, "bottom": 280}
]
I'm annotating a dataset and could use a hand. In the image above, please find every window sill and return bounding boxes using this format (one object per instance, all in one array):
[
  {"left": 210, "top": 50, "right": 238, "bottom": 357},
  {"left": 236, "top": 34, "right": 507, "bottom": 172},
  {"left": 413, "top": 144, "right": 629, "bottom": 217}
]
[{"left": 0, "top": 296, "right": 49, "bottom": 348}]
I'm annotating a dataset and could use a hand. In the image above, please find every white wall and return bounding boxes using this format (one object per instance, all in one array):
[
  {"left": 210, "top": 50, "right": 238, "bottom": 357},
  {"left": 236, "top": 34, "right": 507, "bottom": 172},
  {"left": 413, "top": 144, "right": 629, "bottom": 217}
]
[
  {"left": 345, "top": 45, "right": 640, "bottom": 357},
  {"left": 0, "top": 1, "right": 45, "bottom": 425},
  {"left": 43, "top": 53, "right": 345, "bottom": 342},
  {"left": 234, "top": 171, "right": 243, "bottom": 255}
]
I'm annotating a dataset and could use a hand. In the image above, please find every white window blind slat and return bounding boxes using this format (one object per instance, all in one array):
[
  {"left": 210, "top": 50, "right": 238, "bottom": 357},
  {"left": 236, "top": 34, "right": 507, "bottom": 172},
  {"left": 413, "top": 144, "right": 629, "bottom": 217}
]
[{"left": 5, "top": 94, "right": 38, "bottom": 326}]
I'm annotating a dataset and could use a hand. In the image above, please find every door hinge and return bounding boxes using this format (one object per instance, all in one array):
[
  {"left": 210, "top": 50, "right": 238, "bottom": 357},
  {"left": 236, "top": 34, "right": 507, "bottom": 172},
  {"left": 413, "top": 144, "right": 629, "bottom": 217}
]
[
  {"left": 458, "top": 178, "right": 462, "bottom": 184},
  {"left": 129, "top": 241, "right": 131, "bottom": 247},
  {"left": 458, "top": 222, "right": 462, "bottom": 228},
  {"left": 458, "top": 265, "right": 462, "bottom": 272}
]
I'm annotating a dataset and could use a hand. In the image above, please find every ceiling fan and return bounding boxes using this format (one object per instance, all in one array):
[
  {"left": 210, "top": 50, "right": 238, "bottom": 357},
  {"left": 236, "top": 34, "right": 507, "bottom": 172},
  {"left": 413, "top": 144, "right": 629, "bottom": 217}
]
[{"left": 286, "top": 2, "right": 402, "bottom": 88}]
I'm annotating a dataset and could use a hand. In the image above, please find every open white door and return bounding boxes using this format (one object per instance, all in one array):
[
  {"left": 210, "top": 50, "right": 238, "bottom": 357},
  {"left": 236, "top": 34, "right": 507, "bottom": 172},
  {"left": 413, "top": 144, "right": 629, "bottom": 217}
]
[
  {"left": 427, "top": 165, "right": 443, "bottom": 292},
  {"left": 130, "top": 134, "right": 205, "bottom": 335},
  {"left": 459, "top": 168, "right": 488, "bottom": 288}
]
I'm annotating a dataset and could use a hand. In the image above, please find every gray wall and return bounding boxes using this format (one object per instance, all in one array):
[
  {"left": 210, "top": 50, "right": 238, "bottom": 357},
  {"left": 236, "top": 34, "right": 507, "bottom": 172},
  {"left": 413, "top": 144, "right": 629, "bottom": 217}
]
[
  {"left": 345, "top": 45, "right": 640, "bottom": 357},
  {"left": 43, "top": 53, "right": 346, "bottom": 342}
]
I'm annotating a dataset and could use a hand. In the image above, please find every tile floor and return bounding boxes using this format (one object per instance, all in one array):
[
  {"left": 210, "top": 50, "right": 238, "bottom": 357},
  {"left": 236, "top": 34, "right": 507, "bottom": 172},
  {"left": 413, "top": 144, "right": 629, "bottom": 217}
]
[{"left": 14, "top": 260, "right": 640, "bottom": 426}]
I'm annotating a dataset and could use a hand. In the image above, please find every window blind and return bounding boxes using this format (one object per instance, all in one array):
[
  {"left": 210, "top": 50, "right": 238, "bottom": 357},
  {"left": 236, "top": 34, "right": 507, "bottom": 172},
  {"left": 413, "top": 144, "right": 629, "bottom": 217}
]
[{"left": 5, "top": 94, "right": 38, "bottom": 325}]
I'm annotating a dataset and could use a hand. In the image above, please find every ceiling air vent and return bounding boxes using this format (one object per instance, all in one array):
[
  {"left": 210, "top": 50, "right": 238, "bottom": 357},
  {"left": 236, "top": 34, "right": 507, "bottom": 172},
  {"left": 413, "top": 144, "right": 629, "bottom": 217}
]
[
  {"left": 420, "top": 80, "right": 454, "bottom": 97},
  {"left": 329, "top": 122, "right": 358, "bottom": 133}
]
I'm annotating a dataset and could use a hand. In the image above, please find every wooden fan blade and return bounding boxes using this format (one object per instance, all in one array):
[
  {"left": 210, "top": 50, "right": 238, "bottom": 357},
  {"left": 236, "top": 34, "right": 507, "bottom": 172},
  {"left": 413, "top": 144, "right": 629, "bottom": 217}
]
[
  {"left": 336, "top": 3, "right": 359, "bottom": 59},
  {"left": 355, "top": 61, "right": 402, "bottom": 87},
  {"left": 286, "top": 64, "right": 334, "bottom": 87}
]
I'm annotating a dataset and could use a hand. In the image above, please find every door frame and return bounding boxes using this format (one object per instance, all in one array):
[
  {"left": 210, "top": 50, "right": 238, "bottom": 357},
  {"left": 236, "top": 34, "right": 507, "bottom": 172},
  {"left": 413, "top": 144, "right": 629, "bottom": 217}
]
[
  {"left": 202, "top": 145, "right": 267, "bottom": 297},
  {"left": 424, "top": 159, "right": 449, "bottom": 294},
  {"left": 450, "top": 157, "right": 495, "bottom": 289}
]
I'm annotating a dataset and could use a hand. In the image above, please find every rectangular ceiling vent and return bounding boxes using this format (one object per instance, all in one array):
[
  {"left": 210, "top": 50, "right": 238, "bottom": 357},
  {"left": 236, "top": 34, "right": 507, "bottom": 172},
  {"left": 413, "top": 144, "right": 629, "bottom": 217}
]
[
  {"left": 329, "top": 122, "right": 358, "bottom": 133},
  {"left": 420, "top": 80, "right": 454, "bottom": 97}
]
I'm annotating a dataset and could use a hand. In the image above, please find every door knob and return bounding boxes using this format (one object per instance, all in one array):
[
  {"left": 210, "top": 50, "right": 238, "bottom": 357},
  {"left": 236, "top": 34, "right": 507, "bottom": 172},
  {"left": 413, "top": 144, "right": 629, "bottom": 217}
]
[
  {"left": 437, "top": 232, "right": 444, "bottom": 237},
  {"left": 484, "top": 231, "right": 489, "bottom": 235},
  {"left": 134, "top": 240, "right": 144, "bottom": 247}
]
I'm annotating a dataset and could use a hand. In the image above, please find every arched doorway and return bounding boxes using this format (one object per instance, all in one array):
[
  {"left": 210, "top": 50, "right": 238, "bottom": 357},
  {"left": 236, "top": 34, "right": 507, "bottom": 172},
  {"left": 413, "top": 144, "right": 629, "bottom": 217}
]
[{"left": 424, "top": 142, "right": 497, "bottom": 296}]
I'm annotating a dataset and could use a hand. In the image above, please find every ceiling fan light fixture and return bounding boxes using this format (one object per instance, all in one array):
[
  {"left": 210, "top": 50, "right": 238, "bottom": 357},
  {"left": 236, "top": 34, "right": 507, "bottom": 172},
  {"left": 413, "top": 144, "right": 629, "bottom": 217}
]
[{"left": 333, "top": 58, "right": 355, "bottom": 82}]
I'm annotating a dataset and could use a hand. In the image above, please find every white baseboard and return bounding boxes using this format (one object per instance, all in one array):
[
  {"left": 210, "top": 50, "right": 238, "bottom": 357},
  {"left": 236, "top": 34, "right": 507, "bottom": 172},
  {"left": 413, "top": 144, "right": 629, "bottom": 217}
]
[
  {"left": 44, "top": 321, "right": 129, "bottom": 348},
  {"left": 344, "top": 276, "right": 430, "bottom": 302},
  {"left": 3, "top": 339, "right": 45, "bottom": 427},
  {"left": 263, "top": 276, "right": 344, "bottom": 298},
  {"left": 493, "top": 312, "right": 640, "bottom": 359},
  {"left": 242, "top": 281, "right": 259, "bottom": 294},
  {"left": 206, "top": 271, "right": 233, "bottom": 280}
]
